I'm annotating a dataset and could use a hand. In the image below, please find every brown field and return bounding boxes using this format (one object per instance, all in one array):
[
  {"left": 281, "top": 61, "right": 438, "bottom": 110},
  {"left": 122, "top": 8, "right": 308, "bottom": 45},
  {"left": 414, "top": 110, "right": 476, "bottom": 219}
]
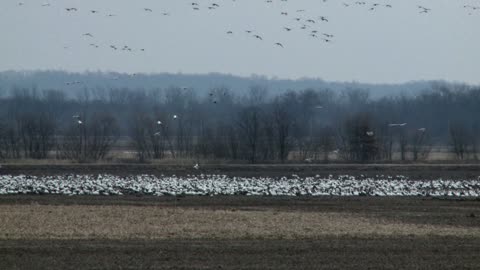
[
  {"left": 1, "top": 202, "right": 479, "bottom": 240},
  {"left": 0, "top": 196, "right": 479, "bottom": 269}
]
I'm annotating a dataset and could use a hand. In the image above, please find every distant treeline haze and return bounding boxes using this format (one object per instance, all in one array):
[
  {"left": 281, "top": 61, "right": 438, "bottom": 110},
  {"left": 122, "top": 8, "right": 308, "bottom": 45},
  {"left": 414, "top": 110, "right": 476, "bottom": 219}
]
[{"left": 0, "top": 83, "right": 479, "bottom": 163}]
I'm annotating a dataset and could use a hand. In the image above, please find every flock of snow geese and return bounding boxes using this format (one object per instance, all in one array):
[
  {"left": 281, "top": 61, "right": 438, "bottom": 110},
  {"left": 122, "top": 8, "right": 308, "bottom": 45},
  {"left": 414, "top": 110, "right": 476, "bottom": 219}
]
[
  {"left": 0, "top": 174, "right": 479, "bottom": 197},
  {"left": 10, "top": 0, "right": 480, "bottom": 52}
]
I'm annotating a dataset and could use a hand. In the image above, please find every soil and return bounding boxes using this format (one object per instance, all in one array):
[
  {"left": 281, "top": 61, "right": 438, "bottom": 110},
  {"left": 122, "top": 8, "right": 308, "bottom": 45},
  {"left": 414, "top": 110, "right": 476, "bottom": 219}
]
[
  {"left": 1, "top": 237, "right": 479, "bottom": 270},
  {"left": 1, "top": 163, "right": 480, "bottom": 179},
  {"left": 0, "top": 196, "right": 479, "bottom": 269}
]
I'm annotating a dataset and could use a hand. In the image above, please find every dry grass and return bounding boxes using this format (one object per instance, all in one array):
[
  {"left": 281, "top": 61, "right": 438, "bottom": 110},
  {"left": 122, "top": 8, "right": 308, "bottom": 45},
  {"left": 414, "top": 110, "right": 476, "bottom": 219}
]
[{"left": 0, "top": 205, "right": 479, "bottom": 240}]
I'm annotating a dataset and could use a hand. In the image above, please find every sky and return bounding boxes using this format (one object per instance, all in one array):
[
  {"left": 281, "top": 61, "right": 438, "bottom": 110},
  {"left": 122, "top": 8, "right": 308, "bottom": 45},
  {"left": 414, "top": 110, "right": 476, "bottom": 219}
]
[{"left": 0, "top": 0, "right": 479, "bottom": 84}]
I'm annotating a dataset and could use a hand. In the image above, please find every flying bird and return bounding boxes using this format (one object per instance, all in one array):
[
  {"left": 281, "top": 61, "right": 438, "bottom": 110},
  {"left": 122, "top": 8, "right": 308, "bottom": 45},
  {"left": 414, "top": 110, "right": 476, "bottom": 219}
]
[
  {"left": 389, "top": 123, "right": 407, "bottom": 127},
  {"left": 418, "top": 5, "right": 431, "bottom": 13}
]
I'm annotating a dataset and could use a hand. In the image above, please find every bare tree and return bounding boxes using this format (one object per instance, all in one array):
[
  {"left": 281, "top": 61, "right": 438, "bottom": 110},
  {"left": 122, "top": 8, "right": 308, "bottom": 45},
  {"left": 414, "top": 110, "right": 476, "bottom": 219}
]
[
  {"left": 59, "top": 112, "right": 118, "bottom": 162},
  {"left": 449, "top": 122, "right": 468, "bottom": 160},
  {"left": 377, "top": 123, "right": 394, "bottom": 161},
  {"left": 411, "top": 129, "right": 432, "bottom": 161},
  {"left": 226, "top": 124, "right": 239, "bottom": 160},
  {"left": 237, "top": 106, "right": 262, "bottom": 163},
  {"left": 272, "top": 95, "right": 294, "bottom": 163},
  {"left": 129, "top": 112, "right": 152, "bottom": 162},
  {"left": 0, "top": 120, "right": 21, "bottom": 159},
  {"left": 148, "top": 120, "right": 166, "bottom": 160},
  {"left": 318, "top": 126, "right": 335, "bottom": 162},
  {"left": 449, "top": 121, "right": 474, "bottom": 160},
  {"left": 341, "top": 113, "right": 378, "bottom": 162},
  {"left": 260, "top": 116, "right": 275, "bottom": 161}
]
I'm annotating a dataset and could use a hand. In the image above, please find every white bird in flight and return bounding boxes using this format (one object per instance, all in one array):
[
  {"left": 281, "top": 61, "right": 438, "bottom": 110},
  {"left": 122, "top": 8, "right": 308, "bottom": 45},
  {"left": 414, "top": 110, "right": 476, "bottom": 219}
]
[{"left": 389, "top": 123, "right": 407, "bottom": 127}]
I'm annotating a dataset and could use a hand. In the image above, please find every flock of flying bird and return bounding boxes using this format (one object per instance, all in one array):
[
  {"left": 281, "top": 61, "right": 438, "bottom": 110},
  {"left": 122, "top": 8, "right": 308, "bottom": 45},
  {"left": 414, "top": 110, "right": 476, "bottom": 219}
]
[
  {"left": 7, "top": 1, "right": 472, "bottom": 156},
  {"left": 10, "top": 0, "right": 479, "bottom": 91},
  {"left": 12, "top": 0, "right": 480, "bottom": 52},
  {"left": 71, "top": 112, "right": 425, "bottom": 141}
]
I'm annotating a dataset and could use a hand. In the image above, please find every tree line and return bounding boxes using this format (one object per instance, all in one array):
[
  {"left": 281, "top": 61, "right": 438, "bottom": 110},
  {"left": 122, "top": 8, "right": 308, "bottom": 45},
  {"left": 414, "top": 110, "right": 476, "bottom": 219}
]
[{"left": 0, "top": 83, "right": 479, "bottom": 163}]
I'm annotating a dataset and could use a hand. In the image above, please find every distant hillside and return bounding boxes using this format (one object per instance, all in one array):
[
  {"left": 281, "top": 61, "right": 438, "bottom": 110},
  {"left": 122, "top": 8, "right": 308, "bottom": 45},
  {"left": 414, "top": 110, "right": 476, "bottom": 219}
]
[{"left": 0, "top": 70, "right": 456, "bottom": 99}]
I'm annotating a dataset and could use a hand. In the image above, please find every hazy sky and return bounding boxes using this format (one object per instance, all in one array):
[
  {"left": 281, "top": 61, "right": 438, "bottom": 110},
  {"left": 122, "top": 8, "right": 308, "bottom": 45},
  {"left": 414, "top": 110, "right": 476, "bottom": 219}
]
[{"left": 1, "top": 0, "right": 479, "bottom": 84}]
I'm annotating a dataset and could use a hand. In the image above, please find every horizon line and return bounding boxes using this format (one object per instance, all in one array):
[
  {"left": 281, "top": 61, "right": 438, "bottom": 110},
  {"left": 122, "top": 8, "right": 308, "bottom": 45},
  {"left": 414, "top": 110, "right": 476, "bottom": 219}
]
[{"left": 0, "top": 68, "right": 478, "bottom": 87}]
